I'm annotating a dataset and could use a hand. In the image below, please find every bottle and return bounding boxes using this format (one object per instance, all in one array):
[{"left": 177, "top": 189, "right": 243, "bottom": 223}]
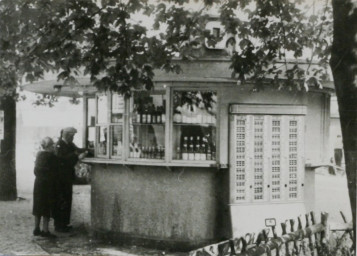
[
  {"left": 142, "top": 104, "right": 147, "bottom": 124},
  {"left": 176, "top": 146, "right": 181, "bottom": 160},
  {"left": 152, "top": 104, "right": 156, "bottom": 124},
  {"left": 137, "top": 105, "right": 141, "bottom": 123},
  {"left": 188, "top": 136, "right": 195, "bottom": 160},
  {"left": 153, "top": 146, "right": 157, "bottom": 159},
  {"left": 207, "top": 107, "right": 213, "bottom": 124},
  {"left": 182, "top": 137, "right": 188, "bottom": 160},
  {"left": 211, "top": 142, "right": 216, "bottom": 161},
  {"left": 150, "top": 146, "right": 155, "bottom": 159},
  {"left": 129, "top": 144, "right": 134, "bottom": 158},
  {"left": 161, "top": 146, "right": 165, "bottom": 159},
  {"left": 144, "top": 146, "right": 148, "bottom": 159},
  {"left": 132, "top": 104, "right": 137, "bottom": 123},
  {"left": 201, "top": 139, "right": 206, "bottom": 161},
  {"left": 135, "top": 144, "right": 140, "bottom": 158},
  {"left": 206, "top": 143, "right": 212, "bottom": 161},
  {"left": 195, "top": 136, "right": 201, "bottom": 161},
  {"left": 161, "top": 104, "right": 166, "bottom": 123},
  {"left": 147, "top": 104, "right": 152, "bottom": 124},
  {"left": 156, "top": 106, "right": 161, "bottom": 123},
  {"left": 145, "top": 146, "right": 150, "bottom": 159},
  {"left": 149, "top": 105, "right": 155, "bottom": 124},
  {"left": 140, "top": 146, "right": 145, "bottom": 158}
]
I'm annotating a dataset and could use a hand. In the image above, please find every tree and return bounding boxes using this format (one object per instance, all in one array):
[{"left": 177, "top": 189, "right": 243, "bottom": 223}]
[
  {"left": 0, "top": 0, "right": 355, "bottom": 244},
  {"left": 330, "top": 0, "right": 357, "bottom": 241}
]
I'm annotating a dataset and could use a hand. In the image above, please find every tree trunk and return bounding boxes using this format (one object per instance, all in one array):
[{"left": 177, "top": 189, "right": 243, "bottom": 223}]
[
  {"left": 0, "top": 96, "right": 17, "bottom": 200},
  {"left": 330, "top": 0, "right": 357, "bottom": 247}
]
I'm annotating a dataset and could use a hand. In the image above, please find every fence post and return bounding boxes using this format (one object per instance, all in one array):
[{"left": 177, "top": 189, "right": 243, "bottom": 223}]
[
  {"left": 321, "top": 212, "right": 330, "bottom": 252},
  {"left": 270, "top": 226, "right": 279, "bottom": 256},
  {"left": 281, "top": 221, "right": 290, "bottom": 256},
  {"left": 311, "top": 211, "right": 321, "bottom": 256},
  {"left": 290, "top": 219, "right": 299, "bottom": 254},
  {"left": 306, "top": 213, "right": 315, "bottom": 256},
  {"left": 298, "top": 216, "right": 306, "bottom": 255},
  {"left": 340, "top": 211, "right": 354, "bottom": 241}
]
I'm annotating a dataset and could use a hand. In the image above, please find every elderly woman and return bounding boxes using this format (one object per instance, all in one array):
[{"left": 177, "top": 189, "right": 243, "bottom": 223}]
[{"left": 32, "top": 137, "right": 58, "bottom": 238}]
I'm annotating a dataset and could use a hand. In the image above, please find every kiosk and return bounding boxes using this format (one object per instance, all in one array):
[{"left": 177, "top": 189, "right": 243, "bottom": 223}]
[{"left": 77, "top": 57, "right": 332, "bottom": 250}]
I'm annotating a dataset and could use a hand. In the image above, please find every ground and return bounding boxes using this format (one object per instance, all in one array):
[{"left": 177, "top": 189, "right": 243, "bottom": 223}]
[
  {"left": 0, "top": 170, "right": 351, "bottom": 256},
  {"left": 0, "top": 185, "right": 185, "bottom": 256}
]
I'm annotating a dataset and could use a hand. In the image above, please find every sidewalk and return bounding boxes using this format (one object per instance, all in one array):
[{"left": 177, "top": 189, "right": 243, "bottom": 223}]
[{"left": 0, "top": 187, "right": 186, "bottom": 256}]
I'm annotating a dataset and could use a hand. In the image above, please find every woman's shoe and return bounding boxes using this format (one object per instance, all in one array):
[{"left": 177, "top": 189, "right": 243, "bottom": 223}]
[
  {"left": 41, "top": 231, "right": 57, "bottom": 238},
  {"left": 33, "top": 228, "right": 42, "bottom": 236}
]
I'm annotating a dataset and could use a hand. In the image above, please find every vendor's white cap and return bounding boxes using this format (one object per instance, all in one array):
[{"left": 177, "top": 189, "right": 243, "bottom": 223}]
[{"left": 62, "top": 127, "right": 77, "bottom": 134}]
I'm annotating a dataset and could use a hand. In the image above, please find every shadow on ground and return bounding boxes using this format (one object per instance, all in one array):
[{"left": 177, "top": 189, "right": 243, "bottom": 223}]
[{"left": 34, "top": 225, "right": 186, "bottom": 256}]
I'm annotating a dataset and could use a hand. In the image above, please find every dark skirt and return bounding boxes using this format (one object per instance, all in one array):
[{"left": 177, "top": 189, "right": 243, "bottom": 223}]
[{"left": 32, "top": 178, "right": 55, "bottom": 218}]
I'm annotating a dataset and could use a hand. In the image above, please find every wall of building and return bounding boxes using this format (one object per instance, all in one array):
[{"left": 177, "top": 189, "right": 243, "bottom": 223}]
[
  {"left": 216, "top": 86, "right": 326, "bottom": 237},
  {"left": 91, "top": 164, "right": 231, "bottom": 250},
  {"left": 216, "top": 85, "right": 307, "bottom": 165},
  {"left": 305, "top": 92, "right": 330, "bottom": 164},
  {"left": 329, "top": 96, "right": 343, "bottom": 165}
]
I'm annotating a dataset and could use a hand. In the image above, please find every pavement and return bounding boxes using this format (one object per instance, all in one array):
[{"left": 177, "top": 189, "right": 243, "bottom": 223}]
[
  {"left": 0, "top": 186, "right": 186, "bottom": 256},
  {"left": 0, "top": 172, "right": 352, "bottom": 256}
]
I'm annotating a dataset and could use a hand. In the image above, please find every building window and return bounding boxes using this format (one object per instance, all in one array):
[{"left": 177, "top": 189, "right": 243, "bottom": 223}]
[{"left": 212, "top": 27, "right": 220, "bottom": 38}]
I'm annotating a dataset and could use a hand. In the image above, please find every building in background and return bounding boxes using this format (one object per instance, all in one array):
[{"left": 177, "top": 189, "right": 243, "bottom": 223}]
[{"left": 16, "top": 92, "right": 83, "bottom": 194}]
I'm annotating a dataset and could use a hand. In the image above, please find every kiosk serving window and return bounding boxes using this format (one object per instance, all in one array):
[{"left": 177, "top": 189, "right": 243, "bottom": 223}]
[
  {"left": 110, "top": 94, "right": 124, "bottom": 158},
  {"left": 86, "top": 98, "right": 96, "bottom": 153},
  {"left": 89, "top": 88, "right": 218, "bottom": 166},
  {"left": 95, "top": 93, "right": 124, "bottom": 158},
  {"left": 172, "top": 90, "right": 217, "bottom": 162},
  {"left": 129, "top": 91, "right": 166, "bottom": 160}
]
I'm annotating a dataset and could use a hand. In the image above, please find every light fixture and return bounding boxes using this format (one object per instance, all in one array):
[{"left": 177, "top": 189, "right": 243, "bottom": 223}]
[{"left": 53, "top": 84, "right": 62, "bottom": 93}]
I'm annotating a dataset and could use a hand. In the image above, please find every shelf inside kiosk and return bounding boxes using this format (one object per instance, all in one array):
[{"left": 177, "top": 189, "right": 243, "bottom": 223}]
[
  {"left": 172, "top": 90, "right": 217, "bottom": 162},
  {"left": 129, "top": 91, "right": 166, "bottom": 160}
]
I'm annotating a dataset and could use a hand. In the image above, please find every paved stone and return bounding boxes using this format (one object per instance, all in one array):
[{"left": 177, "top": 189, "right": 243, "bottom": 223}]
[{"left": 0, "top": 188, "right": 186, "bottom": 256}]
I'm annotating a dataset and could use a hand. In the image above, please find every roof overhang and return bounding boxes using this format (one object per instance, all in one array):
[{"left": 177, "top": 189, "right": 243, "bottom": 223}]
[
  {"left": 21, "top": 58, "right": 335, "bottom": 97},
  {"left": 21, "top": 77, "right": 96, "bottom": 98}
]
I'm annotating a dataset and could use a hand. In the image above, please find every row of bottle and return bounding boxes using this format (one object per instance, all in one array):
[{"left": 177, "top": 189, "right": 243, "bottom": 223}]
[
  {"left": 132, "top": 104, "right": 166, "bottom": 124},
  {"left": 173, "top": 112, "right": 216, "bottom": 124},
  {"left": 129, "top": 145, "right": 165, "bottom": 159},
  {"left": 176, "top": 136, "right": 216, "bottom": 161}
]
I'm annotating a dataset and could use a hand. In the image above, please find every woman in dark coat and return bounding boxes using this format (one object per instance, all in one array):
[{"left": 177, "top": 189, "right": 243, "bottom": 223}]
[{"left": 32, "top": 137, "right": 58, "bottom": 238}]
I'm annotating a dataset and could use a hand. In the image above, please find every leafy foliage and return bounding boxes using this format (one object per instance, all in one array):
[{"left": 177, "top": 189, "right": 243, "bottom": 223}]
[
  {"left": 0, "top": 0, "right": 333, "bottom": 98},
  {"left": 220, "top": 0, "right": 333, "bottom": 90}
]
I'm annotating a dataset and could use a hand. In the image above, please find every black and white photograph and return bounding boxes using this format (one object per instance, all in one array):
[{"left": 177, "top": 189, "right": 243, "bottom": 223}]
[{"left": 0, "top": 0, "right": 355, "bottom": 255}]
